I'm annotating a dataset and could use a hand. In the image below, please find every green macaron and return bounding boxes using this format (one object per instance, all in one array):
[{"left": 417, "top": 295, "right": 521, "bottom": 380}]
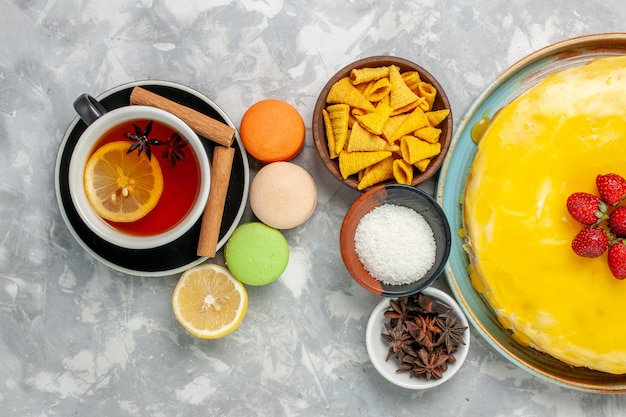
[{"left": 224, "top": 222, "right": 289, "bottom": 286}]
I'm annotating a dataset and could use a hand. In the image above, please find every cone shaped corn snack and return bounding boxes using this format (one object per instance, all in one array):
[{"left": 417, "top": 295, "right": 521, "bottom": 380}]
[
  {"left": 388, "top": 107, "right": 429, "bottom": 143},
  {"left": 355, "top": 101, "right": 393, "bottom": 136},
  {"left": 392, "top": 158, "right": 414, "bottom": 185},
  {"left": 327, "top": 103, "right": 350, "bottom": 155},
  {"left": 400, "top": 135, "right": 441, "bottom": 164},
  {"left": 350, "top": 66, "right": 390, "bottom": 85},
  {"left": 414, "top": 126, "right": 442, "bottom": 144},
  {"left": 401, "top": 71, "right": 421, "bottom": 92},
  {"left": 339, "top": 150, "right": 391, "bottom": 179},
  {"left": 388, "top": 65, "right": 419, "bottom": 110},
  {"left": 357, "top": 156, "right": 394, "bottom": 190},
  {"left": 362, "top": 78, "right": 391, "bottom": 102},
  {"left": 389, "top": 97, "right": 426, "bottom": 117},
  {"left": 327, "top": 77, "right": 376, "bottom": 112},
  {"left": 346, "top": 122, "right": 399, "bottom": 152},
  {"left": 425, "top": 109, "right": 451, "bottom": 127},
  {"left": 381, "top": 114, "right": 408, "bottom": 142},
  {"left": 322, "top": 109, "right": 338, "bottom": 159},
  {"left": 417, "top": 81, "right": 437, "bottom": 110},
  {"left": 413, "top": 158, "right": 431, "bottom": 172}
]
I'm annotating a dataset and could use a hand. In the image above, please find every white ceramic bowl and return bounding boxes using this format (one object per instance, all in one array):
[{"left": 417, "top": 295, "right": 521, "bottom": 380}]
[
  {"left": 366, "top": 286, "right": 470, "bottom": 389},
  {"left": 68, "top": 105, "right": 211, "bottom": 250}
]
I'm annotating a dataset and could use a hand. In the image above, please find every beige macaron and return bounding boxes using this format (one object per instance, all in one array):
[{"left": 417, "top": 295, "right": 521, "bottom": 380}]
[{"left": 250, "top": 162, "right": 317, "bottom": 229}]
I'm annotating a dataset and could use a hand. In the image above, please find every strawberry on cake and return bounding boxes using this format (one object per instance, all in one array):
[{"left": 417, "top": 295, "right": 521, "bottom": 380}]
[
  {"left": 567, "top": 174, "right": 626, "bottom": 279},
  {"left": 464, "top": 55, "right": 626, "bottom": 374}
]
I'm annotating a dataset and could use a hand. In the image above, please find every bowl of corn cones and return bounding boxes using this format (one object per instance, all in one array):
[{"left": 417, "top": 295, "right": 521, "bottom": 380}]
[{"left": 312, "top": 56, "right": 453, "bottom": 191}]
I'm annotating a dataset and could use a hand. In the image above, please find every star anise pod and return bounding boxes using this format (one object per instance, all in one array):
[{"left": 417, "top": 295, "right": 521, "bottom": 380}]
[
  {"left": 412, "top": 292, "right": 452, "bottom": 316},
  {"left": 423, "top": 315, "right": 442, "bottom": 335},
  {"left": 381, "top": 322, "right": 412, "bottom": 361},
  {"left": 435, "top": 311, "right": 468, "bottom": 353},
  {"left": 396, "top": 352, "right": 418, "bottom": 373},
  {"left": 125, "top": 121, "right": 163, "bottom": 161},
  {"left": 432, "top": 345, "right": 456, "bottom": 372},
  {"left": 412, "top": 349, "right": 449, "bottom": 380},
  {"left": 384, "top": 297, "right": 411, "bottom": 327},
  {"left": 405, "top": 319, "right": 434, "bottom": 350},
  {"left": 161, "top": 132, "right": 187, "bottom": 167}
]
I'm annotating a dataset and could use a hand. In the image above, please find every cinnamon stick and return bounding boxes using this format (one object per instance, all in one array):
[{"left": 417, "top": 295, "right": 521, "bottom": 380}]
[
  {"left": 197, "top": 146, "right": 236, "bottom": 258},
  {"left": 129, "top": 87, "right": 236, "bottom": 148}
]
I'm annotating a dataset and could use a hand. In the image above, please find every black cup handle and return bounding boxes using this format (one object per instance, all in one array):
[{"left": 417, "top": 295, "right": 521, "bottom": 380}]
[{"left": 73, "top": 93, "right": 108, "bottom": 126}]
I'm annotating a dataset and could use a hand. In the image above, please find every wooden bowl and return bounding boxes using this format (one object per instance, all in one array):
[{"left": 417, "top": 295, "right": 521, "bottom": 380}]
[
  {"left": 340, "top": 184, "right": 451, "bottom": 296},
  {"left": 312, "top": 56, "right": 453, "bottom": 190}
]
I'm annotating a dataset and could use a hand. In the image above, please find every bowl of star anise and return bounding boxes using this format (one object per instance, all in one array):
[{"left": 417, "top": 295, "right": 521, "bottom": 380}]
[{"left": 365, "top": 286, "right": 470, "bottom": 389}]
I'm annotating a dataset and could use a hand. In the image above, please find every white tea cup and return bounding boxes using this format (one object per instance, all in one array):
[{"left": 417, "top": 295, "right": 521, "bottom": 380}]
[{"left": 68, "top": 94, "right": 211, "bottom": 250}]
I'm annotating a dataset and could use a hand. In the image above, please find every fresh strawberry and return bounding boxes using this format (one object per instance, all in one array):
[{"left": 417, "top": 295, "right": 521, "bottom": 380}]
[
  {"left": 596, "top": 173, "right": 626, "bottom": 206},
  {"left": 608, "top": 240, "right": 626, "bottom": 279},
  {"left": 609, "top": 206, "right": 626, "bottom": 237},
  {"left": 571, "top": 227, "right": 610, "bottom": 258},
  {"left": 566, "top": 192, "right": 607, "bottom": 225}
]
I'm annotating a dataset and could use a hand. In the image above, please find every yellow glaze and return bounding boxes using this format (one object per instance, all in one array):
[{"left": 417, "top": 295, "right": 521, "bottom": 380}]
[{"left": 464, "top": 56, "right": 626, "bottom": 374}]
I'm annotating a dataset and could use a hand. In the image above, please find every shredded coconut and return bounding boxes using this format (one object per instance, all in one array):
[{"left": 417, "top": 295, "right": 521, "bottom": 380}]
[{"left": 354, "top": 203, "right": 436, "bottom": 285}]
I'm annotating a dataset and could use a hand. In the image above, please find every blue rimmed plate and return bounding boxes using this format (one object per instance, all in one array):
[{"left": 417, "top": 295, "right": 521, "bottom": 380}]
[{"left": 437, "top": 33, "right": 626, "bottom": 392}]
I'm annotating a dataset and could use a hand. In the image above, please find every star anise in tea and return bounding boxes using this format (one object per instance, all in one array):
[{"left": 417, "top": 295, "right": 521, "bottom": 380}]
[
  {"left": 161, "top": 132, "right": 187, "bottom": 167},
  {"left": 125, "top": 121, "right": 163, "bottom": 161},
  {"left": 380, "top": 291, "right": 467, "bottom": 381}
]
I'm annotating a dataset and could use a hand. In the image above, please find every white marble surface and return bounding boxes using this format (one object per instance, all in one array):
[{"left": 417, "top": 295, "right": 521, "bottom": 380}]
[{"left": 2, "top": 0, "right": 626, "bottom": 415}]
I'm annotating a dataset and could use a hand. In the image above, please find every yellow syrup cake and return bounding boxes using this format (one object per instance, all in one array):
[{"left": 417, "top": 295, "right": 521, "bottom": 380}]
[{"left": 464, "top": 56, "right": 626, "bottom": 374}]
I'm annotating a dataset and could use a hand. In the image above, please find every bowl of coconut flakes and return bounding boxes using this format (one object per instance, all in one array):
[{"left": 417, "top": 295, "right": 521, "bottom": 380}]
[{"left": 339, "top": 184, "right": 451, "bottom": 297}]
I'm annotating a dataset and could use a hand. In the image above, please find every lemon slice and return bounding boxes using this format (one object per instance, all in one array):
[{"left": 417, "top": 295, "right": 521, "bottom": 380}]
[
  {"left": 84, "top": 141, "right": 164, "bottom": 223},
  {"left": 172, "top": 264, "right": 248, "bottom": 339}
]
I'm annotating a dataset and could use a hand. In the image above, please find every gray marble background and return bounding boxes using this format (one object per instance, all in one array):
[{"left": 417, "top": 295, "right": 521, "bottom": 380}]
[{"left": 2, "top": 0, "right": 626, "bottom": 416}]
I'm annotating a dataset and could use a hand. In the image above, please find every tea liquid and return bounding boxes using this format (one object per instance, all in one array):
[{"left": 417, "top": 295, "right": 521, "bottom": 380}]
[{"left": 90, "top": 119, "right": 201, "bottom": 237}]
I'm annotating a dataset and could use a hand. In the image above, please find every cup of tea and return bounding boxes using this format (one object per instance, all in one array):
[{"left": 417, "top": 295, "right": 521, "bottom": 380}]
[{"left": 68, "top": 94, "right": 211, "bottom": 250}]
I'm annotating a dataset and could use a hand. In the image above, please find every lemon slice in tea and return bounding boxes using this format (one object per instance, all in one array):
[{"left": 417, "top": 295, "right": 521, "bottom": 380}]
[
  {"left": 172, "top": 264, "right": 248, "bottom": 339},
  {"left": 84, "top": 141, "right": 164, "bottom": 223}
]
